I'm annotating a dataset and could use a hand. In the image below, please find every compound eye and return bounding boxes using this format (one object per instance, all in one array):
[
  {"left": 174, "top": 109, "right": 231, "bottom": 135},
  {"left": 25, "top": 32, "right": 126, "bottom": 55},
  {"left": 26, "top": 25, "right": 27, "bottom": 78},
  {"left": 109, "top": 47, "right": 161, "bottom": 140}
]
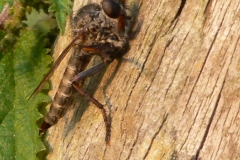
[{"left": 102, "top": 0, "right": 121, "bottom": 18}]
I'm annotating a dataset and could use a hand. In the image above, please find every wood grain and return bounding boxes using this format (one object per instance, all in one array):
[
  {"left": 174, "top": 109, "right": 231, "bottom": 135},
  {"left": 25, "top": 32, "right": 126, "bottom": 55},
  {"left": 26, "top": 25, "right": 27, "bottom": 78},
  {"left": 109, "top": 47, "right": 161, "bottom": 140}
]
[{"left": 44, "top": 0, "right": 240, "bottom": 159}]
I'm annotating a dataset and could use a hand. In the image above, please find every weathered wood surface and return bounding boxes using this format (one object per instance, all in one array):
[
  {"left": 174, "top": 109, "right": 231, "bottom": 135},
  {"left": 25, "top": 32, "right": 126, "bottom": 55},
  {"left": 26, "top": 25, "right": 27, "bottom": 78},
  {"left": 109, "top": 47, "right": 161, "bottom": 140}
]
[{"left": 45, "top": 0, "right": 240, "bottom": 159}]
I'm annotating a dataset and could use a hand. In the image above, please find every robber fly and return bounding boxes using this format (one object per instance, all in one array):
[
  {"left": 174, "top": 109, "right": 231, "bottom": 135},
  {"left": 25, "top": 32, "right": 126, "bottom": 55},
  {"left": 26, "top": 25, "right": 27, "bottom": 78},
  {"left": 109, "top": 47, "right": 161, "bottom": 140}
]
[{"left": 29, "top": 0, "right": 131, "bottom": 144}]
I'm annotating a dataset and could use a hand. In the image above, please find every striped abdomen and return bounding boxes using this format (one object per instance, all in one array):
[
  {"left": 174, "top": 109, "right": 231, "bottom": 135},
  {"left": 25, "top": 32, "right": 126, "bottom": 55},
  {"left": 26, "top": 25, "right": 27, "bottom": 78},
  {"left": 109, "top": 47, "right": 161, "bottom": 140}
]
[{"left": 40, "top": 50, "right": 90, "bottom": 133}]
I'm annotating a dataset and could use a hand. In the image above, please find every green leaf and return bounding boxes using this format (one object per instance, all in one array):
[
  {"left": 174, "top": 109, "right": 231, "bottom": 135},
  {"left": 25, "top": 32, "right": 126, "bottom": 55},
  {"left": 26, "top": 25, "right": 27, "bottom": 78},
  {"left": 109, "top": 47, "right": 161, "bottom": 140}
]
[
  {"left": 0, "top": 0, "right": 13, "bottom": 12},
  {"left": 0, "top": 30, "right": 52, "bottom": 160},
  {"left": 25, "top": 9, "right": 57, "bottom": 36},
  {"left": 49, "top": 0, "right": 72, "bottom": 34}
]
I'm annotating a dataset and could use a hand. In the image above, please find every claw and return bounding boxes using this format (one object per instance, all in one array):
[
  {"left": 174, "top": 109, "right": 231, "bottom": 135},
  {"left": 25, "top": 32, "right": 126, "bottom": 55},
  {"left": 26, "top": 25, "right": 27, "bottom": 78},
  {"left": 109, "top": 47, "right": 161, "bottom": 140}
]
[{"left": 39, "top": 121, "right": 51, "bottom": 135}]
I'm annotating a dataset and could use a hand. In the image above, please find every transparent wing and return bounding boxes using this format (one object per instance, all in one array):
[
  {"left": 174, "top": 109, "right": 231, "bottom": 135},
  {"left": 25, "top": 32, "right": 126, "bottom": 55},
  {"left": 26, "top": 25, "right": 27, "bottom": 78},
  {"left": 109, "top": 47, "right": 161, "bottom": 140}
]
[{"left": 28, "top": 36, "right": 79, "bottom": 101}]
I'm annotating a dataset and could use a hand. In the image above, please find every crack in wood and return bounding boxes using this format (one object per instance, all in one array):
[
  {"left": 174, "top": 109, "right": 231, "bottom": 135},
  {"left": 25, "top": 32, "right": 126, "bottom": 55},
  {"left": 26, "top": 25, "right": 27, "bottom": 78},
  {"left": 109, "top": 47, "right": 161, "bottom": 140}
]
[
  {"left": 143, "top": 114, "right": 168, "bottom": 159},
  {"left": 126, "top": 118, "right": 145, "bottom": 160},
  {"left": 195, "top": 79, "right": 225, "bottom": 159},
  {"left": 173, "top": 0, "right": 187, "bottom": 21}
]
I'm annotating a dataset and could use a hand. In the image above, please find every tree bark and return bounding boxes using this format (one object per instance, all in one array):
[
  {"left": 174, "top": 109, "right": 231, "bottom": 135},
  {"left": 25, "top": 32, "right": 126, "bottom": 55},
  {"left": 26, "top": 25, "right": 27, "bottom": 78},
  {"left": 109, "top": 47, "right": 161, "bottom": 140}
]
[{"left": 44, "top": 0, "right": 240, "bottom": 159}]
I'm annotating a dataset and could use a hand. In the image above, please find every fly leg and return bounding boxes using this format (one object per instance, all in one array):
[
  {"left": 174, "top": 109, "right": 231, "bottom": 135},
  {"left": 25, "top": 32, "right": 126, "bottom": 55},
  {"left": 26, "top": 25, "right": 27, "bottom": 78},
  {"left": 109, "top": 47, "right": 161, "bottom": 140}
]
[
  {"left": 72, "top": 61, "right": 112, "bottom": 144},
  {"left": 78, "top": 44, "right": 115, "bottom": 64}
]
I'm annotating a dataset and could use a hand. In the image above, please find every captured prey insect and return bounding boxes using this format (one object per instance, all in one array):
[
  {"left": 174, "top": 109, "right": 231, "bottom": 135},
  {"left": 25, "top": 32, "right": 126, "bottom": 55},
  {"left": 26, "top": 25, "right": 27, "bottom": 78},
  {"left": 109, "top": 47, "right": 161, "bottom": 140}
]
[{"left": 29, "top": 0, "right": 131, "bottom": 144}]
